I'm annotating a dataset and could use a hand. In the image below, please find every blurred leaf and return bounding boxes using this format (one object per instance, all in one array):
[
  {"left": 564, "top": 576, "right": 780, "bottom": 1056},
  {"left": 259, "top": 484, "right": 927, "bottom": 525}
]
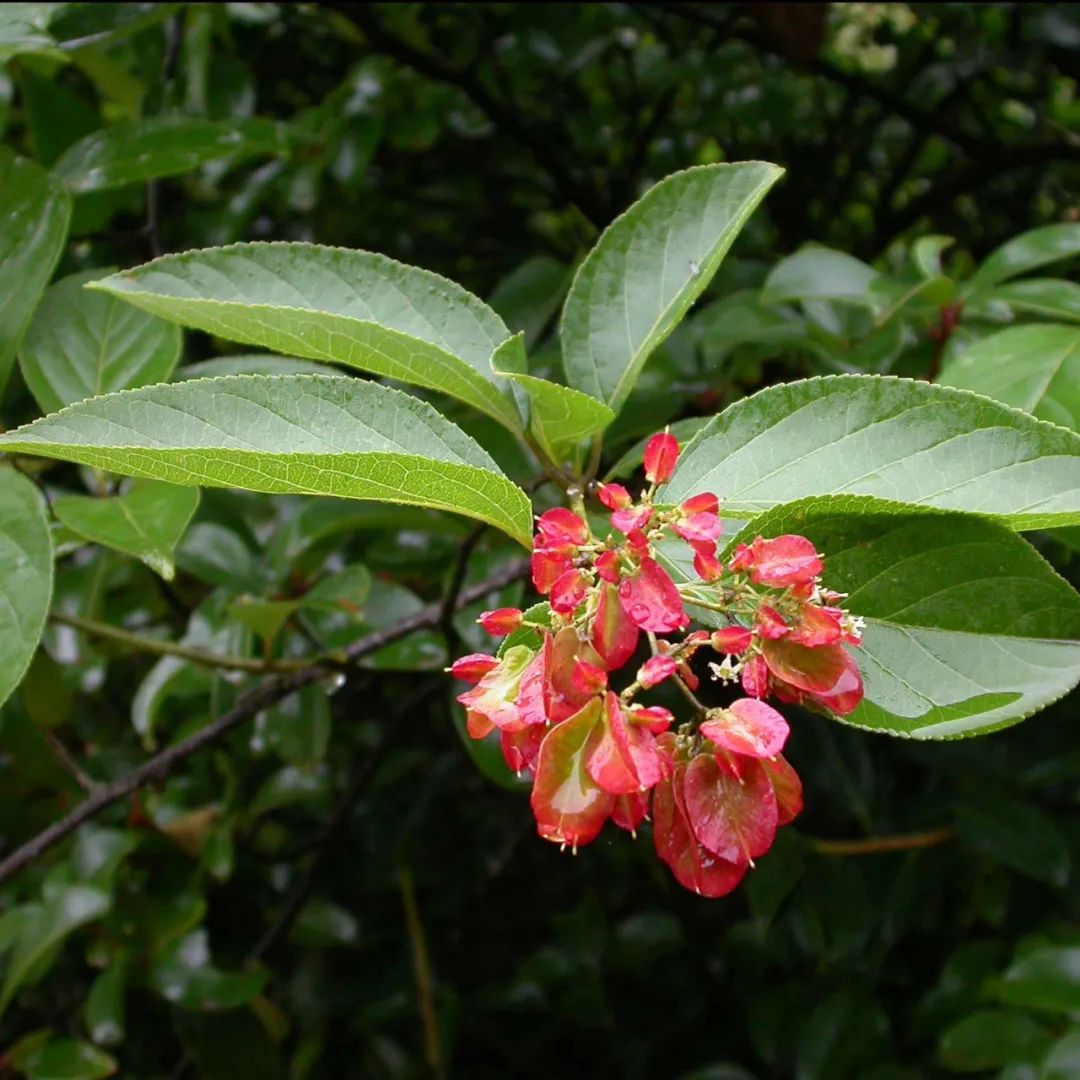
[
  {"left": 562, "top": 162, "right": 783, "bottom": 410},
  {"left": 1001, "top": 947, "right": 1080, "bottom": 1012},
  {"left": 488, "top": 255, "right": 569, "bottom": 348},
  {"left": 967, "top": 224, "right": 1080, "bottom": 291},
  {"left": 52, "top": 116, "right": 289, "bottom": 193},
  {"left": 0, "top": 149, "right": 71, "bottom": 391},
  {"left": 762, "top": 246, "right": 879, "bottom": 307},
  {"left": 173, "top": 1008, "right": 285, "bottom": 1080},
  {"left": 988, "top": 279, "right": 1080, "bottom": 323},
  {"left": 1042, "top": 1029, "right": 1080, "bottom": 1080},
  {"left": 938, "top": 1009, "right": 1052, "bottom": 1072},
  {"left": 18, "top": 268, "right": 181, "bottom": 413},
  {"left": 940, "top": 323, "right": 1080, "bottom": 430},
  {"left": 173, "top": 354, "right": 340, "bottom": 380},
  {"left": 957, "top": 796, "right": 1071, "bottom": 887},
  {"left": 53, "top": 482, "right": 200, "bottom": 580},
  {"left": 83, "top": 961, "right": 126, "bottom": 1047},
  {"left": 0, "top": 375, "right": 535, "bottom": 546},
  {"left": 0, "top": 886, "right": 111, "bottom": 1016},
  {"left": 0, "top": 469, "right": 53, "bottom": 711},
  {"left": 149, "top": 930, "right": 266, "bottom": 1010},
  {"left": 22, "top": 1037, "right": 117, "bottom": 1080}
]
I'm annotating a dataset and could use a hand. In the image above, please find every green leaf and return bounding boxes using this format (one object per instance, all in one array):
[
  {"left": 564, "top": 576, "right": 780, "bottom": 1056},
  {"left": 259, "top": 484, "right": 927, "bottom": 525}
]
[
  {"left": 713, "top": 497, "right": 1080, "bottom": 738},
  {"left": 0, "top": 150, "right": 72, "bottom": 392},
  {"left": 939, "top": 1009, "right": 1051, "bottom": 1072},
  {"left": 561, "top": 161, "right": 783, "bottom": 411},
  {"left": 149, "top": 930, "right": 266, "bottom": 1010},
  {"left": 1043, "top": 1030, "right": 1080, "bottom": 1080},
  {"left": 23, "top": 1038, "right": 117, "bottom": 1080},
  {"left": 939, "top": 324, "right": 1080, "bottom": 430},
  {"left": 497, "top": 367, "right": 614, "bottom": 460},
  {"left": 911, "top": 235, "right": 954, "bottom": 278},
  {"left": 0, "top": 885, "right": 111, "bottom": 1016},
  {"left": 0, "top": 375, "right": 534, "bottom": 546},
  {"left": 89, "top": 243, "right": 524, "bottom": 430},
  {"left": 967, "top": 223, "right": 1080, "bottom": 290},
  {"left": 52, "top": 116, "right": 288, "bottom": 193},
  {"left": 0, "top": 468, "right": 53, "bottom": 711},
  {"left": 0, "top": 4, "right": 63, "bottom": 63},
  {"left": 52, "top": 481, "right": 200, "bottom": 579},
  {"left": 83, "top": 962, "right": 126, "bottom": 1046},
  {"left": 1001, "top": 947, "right": 1080, "bottom": 1013},
  {"left": 984, "top": 278, "right": 1080, "bottom": 323},
  {"left": 18, "top": 269, "right": 182, "bottom": 413},
  {"left": 761, "top": 246, "right": 879, "bottom": 307},
  {"left": 661, "top": 375, "right": 1080, "bottom": 530}
]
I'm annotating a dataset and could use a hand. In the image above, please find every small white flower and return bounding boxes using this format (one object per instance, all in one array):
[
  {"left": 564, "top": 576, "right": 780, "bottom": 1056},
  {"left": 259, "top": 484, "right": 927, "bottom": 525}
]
[{"left": 709, "top": 657, "right": 743, "bottom": 684}]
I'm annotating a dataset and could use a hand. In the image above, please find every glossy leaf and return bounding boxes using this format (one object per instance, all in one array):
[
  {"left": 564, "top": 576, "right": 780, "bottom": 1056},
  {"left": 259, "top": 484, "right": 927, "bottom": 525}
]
[
  {"left": 18, "top": 269, "right": 182, "bottom": 412},
  {"left": 939, "top": 323, "right": 1080, "bottom": 430},
  {"left": 52, "top": 482, "right": 200, "bottom": 580},
  {"left": 52, "top": 116, "right": 288, "bottom": 193},
  {"left": 83, "top": 962, "right": 126, "bottom": 1046},
  {"left": 0, "top": 150, "right": 71, "bottom": 391},
  {"left": 718, "top": 497, "right": 1080, "bottom": 738},
  {"left": 662, "top": 375, "right": 1080, "bottom": 530},
  {"left": 761, "top": 246, "right": 879, "bottom": 306},
  {"left": 89, "top": 243, "right": 524, "bottom": 430},
  {"left": 0, "top": 375, "right": 534, "bottom": 546},
  {"left": 967, "top": 223, "right": 1080, "bottom": 290},
  {"left": 174, "top": 354, "right": 340, "bottom": 380},
  {"left": 0, "top": 4, "right": 62, "bottom": 62},
  {"left": 938, "top": 1010, "right": 1051, "bottom": 1072},
  {"left": 0, "top": 469, "right": 53, "bottom": 711},
  {"left": 561, "top": 161, "right": 783, "bottom": 410},
  {"left": 912, "top": 234, "right": 954, "bottom": 278}
]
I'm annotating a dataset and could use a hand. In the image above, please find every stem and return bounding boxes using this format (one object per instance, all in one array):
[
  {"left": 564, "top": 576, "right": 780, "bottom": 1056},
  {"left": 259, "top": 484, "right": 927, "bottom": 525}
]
[
  {"left": 646, "top": 631, "right": 707, "bottom": 718},
  {"left": 399, "top": 862, "right": 442, "bottom": 1074},
  {"left": 50, "top": 611, "right": 321, "bottom": 674},
  {"left": 809, "top": 827, "right": 953, "bottom": 856}
]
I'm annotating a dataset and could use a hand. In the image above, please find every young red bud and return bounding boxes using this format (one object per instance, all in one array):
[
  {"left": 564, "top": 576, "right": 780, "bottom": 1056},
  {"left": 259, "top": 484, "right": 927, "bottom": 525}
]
[
  {"left": 638, "top": 654, "right": 677, "bottom": 688},
  {"left": 477, "top": 607, "right": 524, "bottom": 636},
  {"left": 612, "top": 505, "right": 652, "bottom": 535},
  {"left": 674, "top": 512, "right": 722, "bottom": 547},
  {"left": 536, "top": 507, "right": 588, "bottom": 546},
  {"left": 597, "top": 483, "right": 632, "bottom": 511},
  {"left": 711, "top": 626, "right": 753, "bottom": 654},
  {"left": 550, "top": 567, "right": 591, "bottom": 614},
  {"left": 643, "top": 432, "right": 679, "bottom": 484},
  {"left": 755, "top": 604, "right": 790, "bottom": 640},
  {"left": 629, "top": 705, "right": 675, "bottom": 733},
  {"left": 693, "top": 549, "right": 722, "bottom": 582},
  {"left": 595, "top": 549, "right": 620, "bottom": 583},
  {"left": 449, "top": 653, "right": 499, "bottom": 683},
  {"left": 741, "top": 654, "right": 769, "bottom": 698}
]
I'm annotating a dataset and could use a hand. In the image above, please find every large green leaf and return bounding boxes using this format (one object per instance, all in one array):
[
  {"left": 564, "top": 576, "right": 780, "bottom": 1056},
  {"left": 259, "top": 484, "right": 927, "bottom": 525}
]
[
  {"left": 52, "top": 116, "right": 288, "bottom": 193},
  {"left": 939, "top": 324, "right": 1080, "bottom": 431},
  {"left": 18, "top": 269, "right": 182, "bottom": 413},
  {"left": 0, "top": 150, "right": 72, "bottom": 392},
  {"left": 0, "top": 468, "right": 53, "bottom": 711},
  {"left": 0, "top": 375, "right": 534, "bottom": 545},
  {"left": 1001, "top": 947, "right": 1080, "bottom": 1013},
  {"left": 89, "top": 243, "right": 524, "bottom": 430},
  {"left": 761, "top": 246, "right": 879, "bottom": 307},
  {"left": 52, "top": 481, "right": 201, "bottom": 580},
  {"left": 0, "top": 4, "right": 63, "bottom": 63},
  {"left": 560, "top": 161, "right": 783, "bottom": 411},
  {"left": 967, "top": 223, "right": 1080, "bottom": 291},
  {"left": 661, "top": 375, "right": 1080, "bottom": 530},
  {"left": 709, "top": 497, "right": 1080, "bottom": 739}
]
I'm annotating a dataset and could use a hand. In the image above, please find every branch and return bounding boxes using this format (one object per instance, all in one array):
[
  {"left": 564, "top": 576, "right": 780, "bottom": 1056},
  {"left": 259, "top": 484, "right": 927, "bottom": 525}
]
[
  {"left": 50, "top": 611, "right": 318, "bottom": 674},
  {"left": 0, "top": 559, "right": 529, "bottom": 887},
  {"left": 808, "top": 827, "right": 953, "bottom": 856}
]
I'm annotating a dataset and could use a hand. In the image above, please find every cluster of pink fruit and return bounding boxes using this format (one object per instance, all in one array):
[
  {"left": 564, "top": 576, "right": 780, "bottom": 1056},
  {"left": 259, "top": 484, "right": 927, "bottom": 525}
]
[{"left": 451, "top": 433, "right": 865, "bottom": 896}]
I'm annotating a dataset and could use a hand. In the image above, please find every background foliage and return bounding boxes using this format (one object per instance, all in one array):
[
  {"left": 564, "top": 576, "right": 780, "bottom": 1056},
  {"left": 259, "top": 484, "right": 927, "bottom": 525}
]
[{"left": 0, "top": 3, "right": 1079, "bottom": 1077}]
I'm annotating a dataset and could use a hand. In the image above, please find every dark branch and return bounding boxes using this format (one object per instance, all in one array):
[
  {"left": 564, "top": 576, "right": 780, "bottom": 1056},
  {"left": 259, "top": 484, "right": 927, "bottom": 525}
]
[{"left": 0, "top": 559, "right": 528, "bottom": 887}]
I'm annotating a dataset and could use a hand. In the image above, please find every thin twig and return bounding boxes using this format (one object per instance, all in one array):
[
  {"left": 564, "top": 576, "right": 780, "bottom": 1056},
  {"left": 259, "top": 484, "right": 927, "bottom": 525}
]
[
  {"left": 399, "top": 861, "right": 441, "bottom": 1075},
  {"left": 438, "top": 525, "right": 488, "bottom": 653},
  {"left": 0, "top": 560, "right": 529, "bottom": 887},
  {"left": 50, "top": 611, "right": 319, "bottom": 674},
  {"left": 809, "top": 827, "right": 953, "bottom": 857},
  {"left": 41, "top": 730, "right": 100, "bottom": 795}
]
